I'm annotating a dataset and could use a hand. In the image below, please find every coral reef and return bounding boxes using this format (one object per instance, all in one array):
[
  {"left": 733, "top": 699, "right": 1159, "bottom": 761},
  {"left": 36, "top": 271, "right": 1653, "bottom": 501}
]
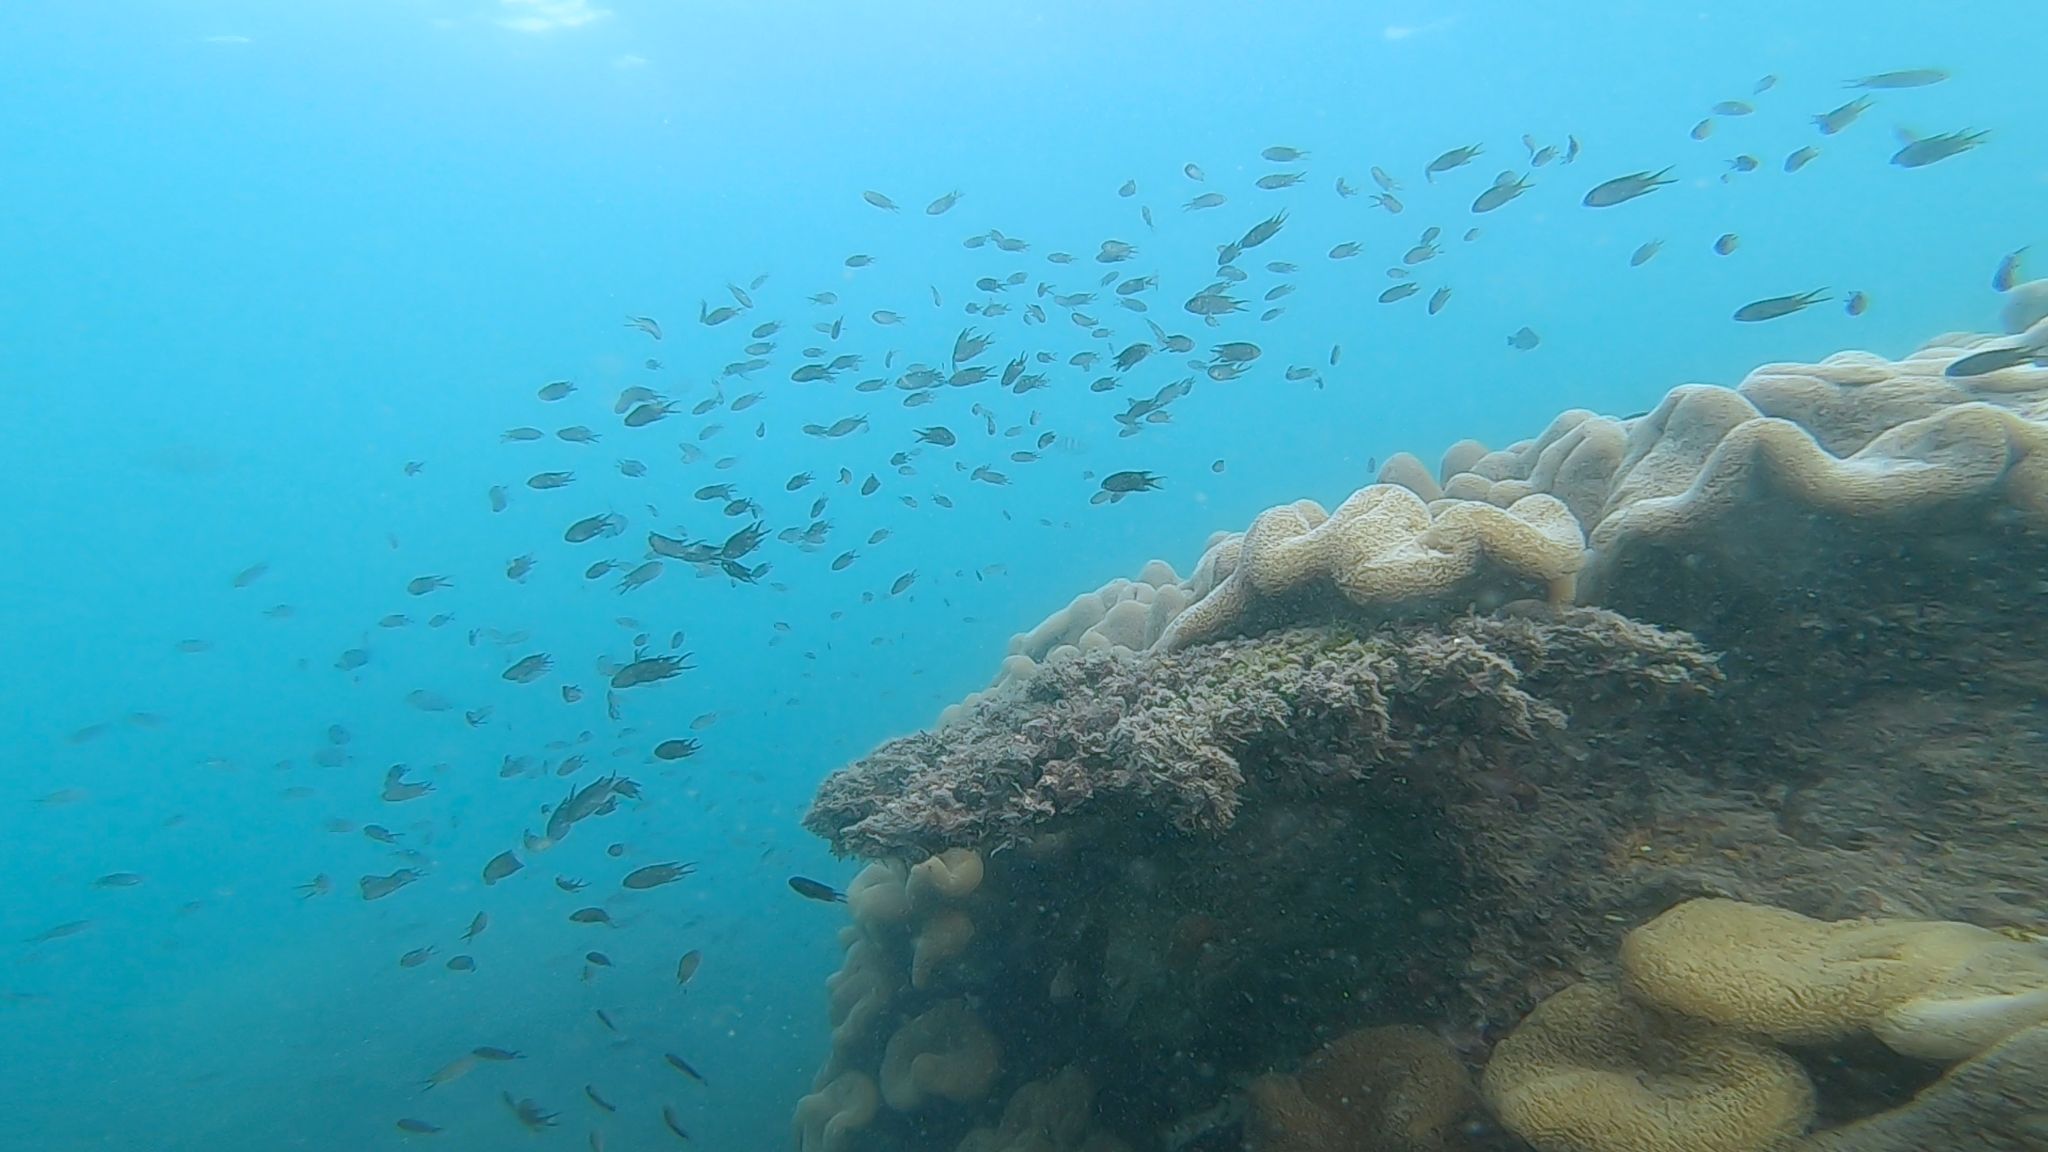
[
  {"left": 970, "top": 333, "right": 2048, "bottom": 684},
  {"left": 880, "top": 999, "right": 1002, "bottom": 1111},
  {"left": 1481, "top": 903, "right": 2048, "bottom": 1152},
  {"left": 1621, "top": 898, "right": 2048, "bottom": 1061},
  {"left": 1480, "top": 981, "right": 1814, "bottom": 1152},
  {"left": 800, "top": 335, "right": 2048, "bottom": 1152},
  {"left": 954, "top": 1066, "right": 1132, "bottom": 1152},
  {"left": 812, "top": 609, "right": 1717, "bottom": 860},
  {"left": 1247, "top": 1025, "right": 1476, "bottom": 1152},
  {"left": 796, "top": 1072, "right": 882, "bottom": 1152},
  {"left": 1798, "top": 1024, "right": 2048, "bottom": 1151}
]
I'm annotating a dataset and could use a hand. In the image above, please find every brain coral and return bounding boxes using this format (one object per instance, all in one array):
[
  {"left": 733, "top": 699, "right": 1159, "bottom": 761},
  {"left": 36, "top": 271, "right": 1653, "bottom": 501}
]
[
  {"left": 1481, "top": 981, "right": 1815, "bottom": 1152},
  {"left": 1621, "top": 898, "right": 2048, "bottom": 1060},
  {"left": 1155, "top": 485, "right": 1585, "bottom": 651},
  {"left": 963, "top": 333, "right": 2048, "bottom": 691}
]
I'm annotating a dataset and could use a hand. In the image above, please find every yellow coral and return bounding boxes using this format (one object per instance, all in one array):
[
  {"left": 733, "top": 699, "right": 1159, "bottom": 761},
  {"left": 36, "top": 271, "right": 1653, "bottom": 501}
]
[
  {"left": 1248, "top": 1025, "right": 1473, "bottom": 1152},
  {"left": 1377, "top": 452, "right": 1442, "bottom": 501},
  {"left": 912, "top": 908, "right": 975, "bottom": 989},
  {"left": 825, "top": 930, "right": 902, "bottom": 1056},
  {"left": 1481, "top": 981, "right": 1815, "bottom": 1152},
  {"left": 1157, "top": 485, "right": 1586, "bottom": 651},
  {"left": 846, "top": 860, "right": 911, "bottom": 927},
  {"left": 880, "top": 999, "right": 1000, "bottom": 1111},
  {"left": 794, "top": 1071, "right": 879, "bottom": 1152},
  {"left": 907, "top": 847, "right": 984, "bottom": 910},
  {"left": 1621, "top": 898, "right": 2048, "bottom": 1058}
]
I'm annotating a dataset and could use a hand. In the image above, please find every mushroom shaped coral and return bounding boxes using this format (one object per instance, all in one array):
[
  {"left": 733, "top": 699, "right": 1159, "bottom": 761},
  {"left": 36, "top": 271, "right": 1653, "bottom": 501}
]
[
  {"left": 794, "top": 1071, "right": 879, "bottom": 1152},
  {"left": 1621, "top": 898, "right": 2048, "bottom": 1058},
  {"left": 1481, "top": 981, "right": 1814, "bottom": 1152},
  {"left": 911, "top": 908, "right": 976, "bottom": 989},
  {"left": 1248, "top": 1025, "right": 1474, "bottom": 1152},
  {"left": 907, "top": 847, "right": 984, "bottom": 911},
  {"left": 880, "top": 999, "right": 1000, "bottom": 1112}
]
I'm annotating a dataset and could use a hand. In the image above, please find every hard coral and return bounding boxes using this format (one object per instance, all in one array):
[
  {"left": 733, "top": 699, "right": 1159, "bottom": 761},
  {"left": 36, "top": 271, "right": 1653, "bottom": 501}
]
[
  {"left": 1246, "top": 1025, "right": 1474, "bottom": 1152},
  {"left": 911, "top": 908, "right": 975, "bottom": 989},
  {"left": 907, "top": 847, "right": 985, "bottom": 909},
  {"left": 794, "top": 1071, "right": 880, "bottom": 1152},
  {"left": 1155, "top": 485, "right": 1585, "bottom": 652},
  {"left": 955, "top": 1065, "right": 1105, "bottom": 1152},
  {"left": 1622, "top": 898, "right": 2048, "bottom": 1060},
  {"left": 880, "top": 999, "right": 1000, "bottom": 1112},
  {"left": 1481, "top": 981, "right": 1815, "bottom": 1152},
  {"left": 825, "top": 929, "right": 902, "bottom": 1065},
  {"left": 972, "top": 335, "right": 2048, "bottom": 694},
  {"left": 847, "top": 860, "right": 913, "bottom": 927},
  {"left": 1797, "top": 1023, "right": 2048, "bottom": 1151}
]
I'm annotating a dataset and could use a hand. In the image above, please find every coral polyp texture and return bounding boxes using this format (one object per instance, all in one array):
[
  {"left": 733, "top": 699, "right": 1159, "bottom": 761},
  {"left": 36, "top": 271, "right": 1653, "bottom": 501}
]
[
  {"left": 800, "top": 335, "right": 2048, "bottom": 1152},
  {"left": 963, "top": 332, "right": 2048, "bottom": 703}
]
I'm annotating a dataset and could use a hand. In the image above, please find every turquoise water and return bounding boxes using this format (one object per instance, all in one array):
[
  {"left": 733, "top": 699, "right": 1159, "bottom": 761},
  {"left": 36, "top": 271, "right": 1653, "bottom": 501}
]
[{"left": 1, "top": 2, "right": 2040, "bottom": 1149}]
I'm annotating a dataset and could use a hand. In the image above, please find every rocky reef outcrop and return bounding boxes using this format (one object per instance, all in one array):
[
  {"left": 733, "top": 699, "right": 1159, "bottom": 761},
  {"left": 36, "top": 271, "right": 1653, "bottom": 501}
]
[{"left": 798, "top": 329, "right": 2048, "bottom": 1152}]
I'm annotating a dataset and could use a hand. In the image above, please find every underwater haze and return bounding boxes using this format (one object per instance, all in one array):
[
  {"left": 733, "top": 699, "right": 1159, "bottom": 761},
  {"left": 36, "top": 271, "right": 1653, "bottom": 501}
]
[{"left": 2, "top": 1, "right": 2043, "bottom": 1149}]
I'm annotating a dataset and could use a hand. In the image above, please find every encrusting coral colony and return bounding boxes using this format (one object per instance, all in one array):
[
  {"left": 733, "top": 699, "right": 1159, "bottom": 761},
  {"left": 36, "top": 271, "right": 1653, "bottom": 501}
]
[{"left": 800, "top": 311, "right": 2048, "bottom": 1152}]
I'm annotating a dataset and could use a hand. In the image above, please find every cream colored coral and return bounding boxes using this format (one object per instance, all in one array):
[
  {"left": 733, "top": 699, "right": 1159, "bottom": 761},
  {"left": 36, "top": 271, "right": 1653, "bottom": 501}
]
[
  {"left": 794, "top": 1071, "right": 880, "bottom": 1152},
  {"left": 1248, "top": 1025, "right": 1472, "bottom": 1152},
  {"left": 1621, "top": 898, "right": 2048, "bottom": 1060},
  {"left": 825, "top": 930, "right": 902, "bottom": 1055},
  {"left": 880, "top": 999, "right": 1000, "bottom": 1111},
  {"left": 1157, "top": 485, "right": 1585, "bottom": 651},
  {"left": 1795, "top": 1023, "right": 2048, "bottom": 1151},
  {"left": 846, "top": 860, "right": 911, "bottom": 927},
  {"left": 907, "top": 847, "right": 984, "bottom": 909},
  {"left": 956, "top": 1065, "right": 1098, "bottom": 1152},
  {"left": 2001, "top": 278, "right": 2048, "bottom": 334},
  {"left": 911, "top": 908, "right": 975, "bottom": 989},
  {"left": 1482, "top": 981, "right": 1815, "bottom": 1152},
  {"left": 1377, "top": 452, "right": 1443, "bottom": 501},
  {"left": 963, "top": 334, "right": 2048, "bottom": 694}
]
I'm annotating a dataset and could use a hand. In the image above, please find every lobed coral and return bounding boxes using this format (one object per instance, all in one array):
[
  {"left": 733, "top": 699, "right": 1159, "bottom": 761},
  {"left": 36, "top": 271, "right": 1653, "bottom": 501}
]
[
  {"left": 802, "top": 848, "right": 1003, "bottom": 1147},
  {"left": 1481, "top": 898, "right": 2048, "bottom": 1152},
  {"left": 953, "top": 1065, "right": 1132, "bottom": 1152},
  {"left": 1481, "top": 981, "right": 1815, "bottom": 1152},
  {"left": 802, "top": 334, "right": 2048, "bottom": 1152},
  {"left": 1247, "top": 1025, "right": 1475, "bottom": 1152},
  {"left": 879, "top": 998, "right": 1001, "bottom": 1112},
  {"left": 1621, "top": 898, "right": 2048, "bottom": 1061},
  {"left": 967, "top": 333, "right": 2048, "bottom": 687},
  {"left": 795, "top": 1071, "right": 881, "bottom": 1152}
]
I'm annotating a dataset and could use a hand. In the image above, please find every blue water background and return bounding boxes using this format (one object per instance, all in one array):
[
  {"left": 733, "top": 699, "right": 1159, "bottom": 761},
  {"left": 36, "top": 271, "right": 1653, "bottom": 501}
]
[{"left": 2, "top": 2, "right": 2043, "bottom": 1148}]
